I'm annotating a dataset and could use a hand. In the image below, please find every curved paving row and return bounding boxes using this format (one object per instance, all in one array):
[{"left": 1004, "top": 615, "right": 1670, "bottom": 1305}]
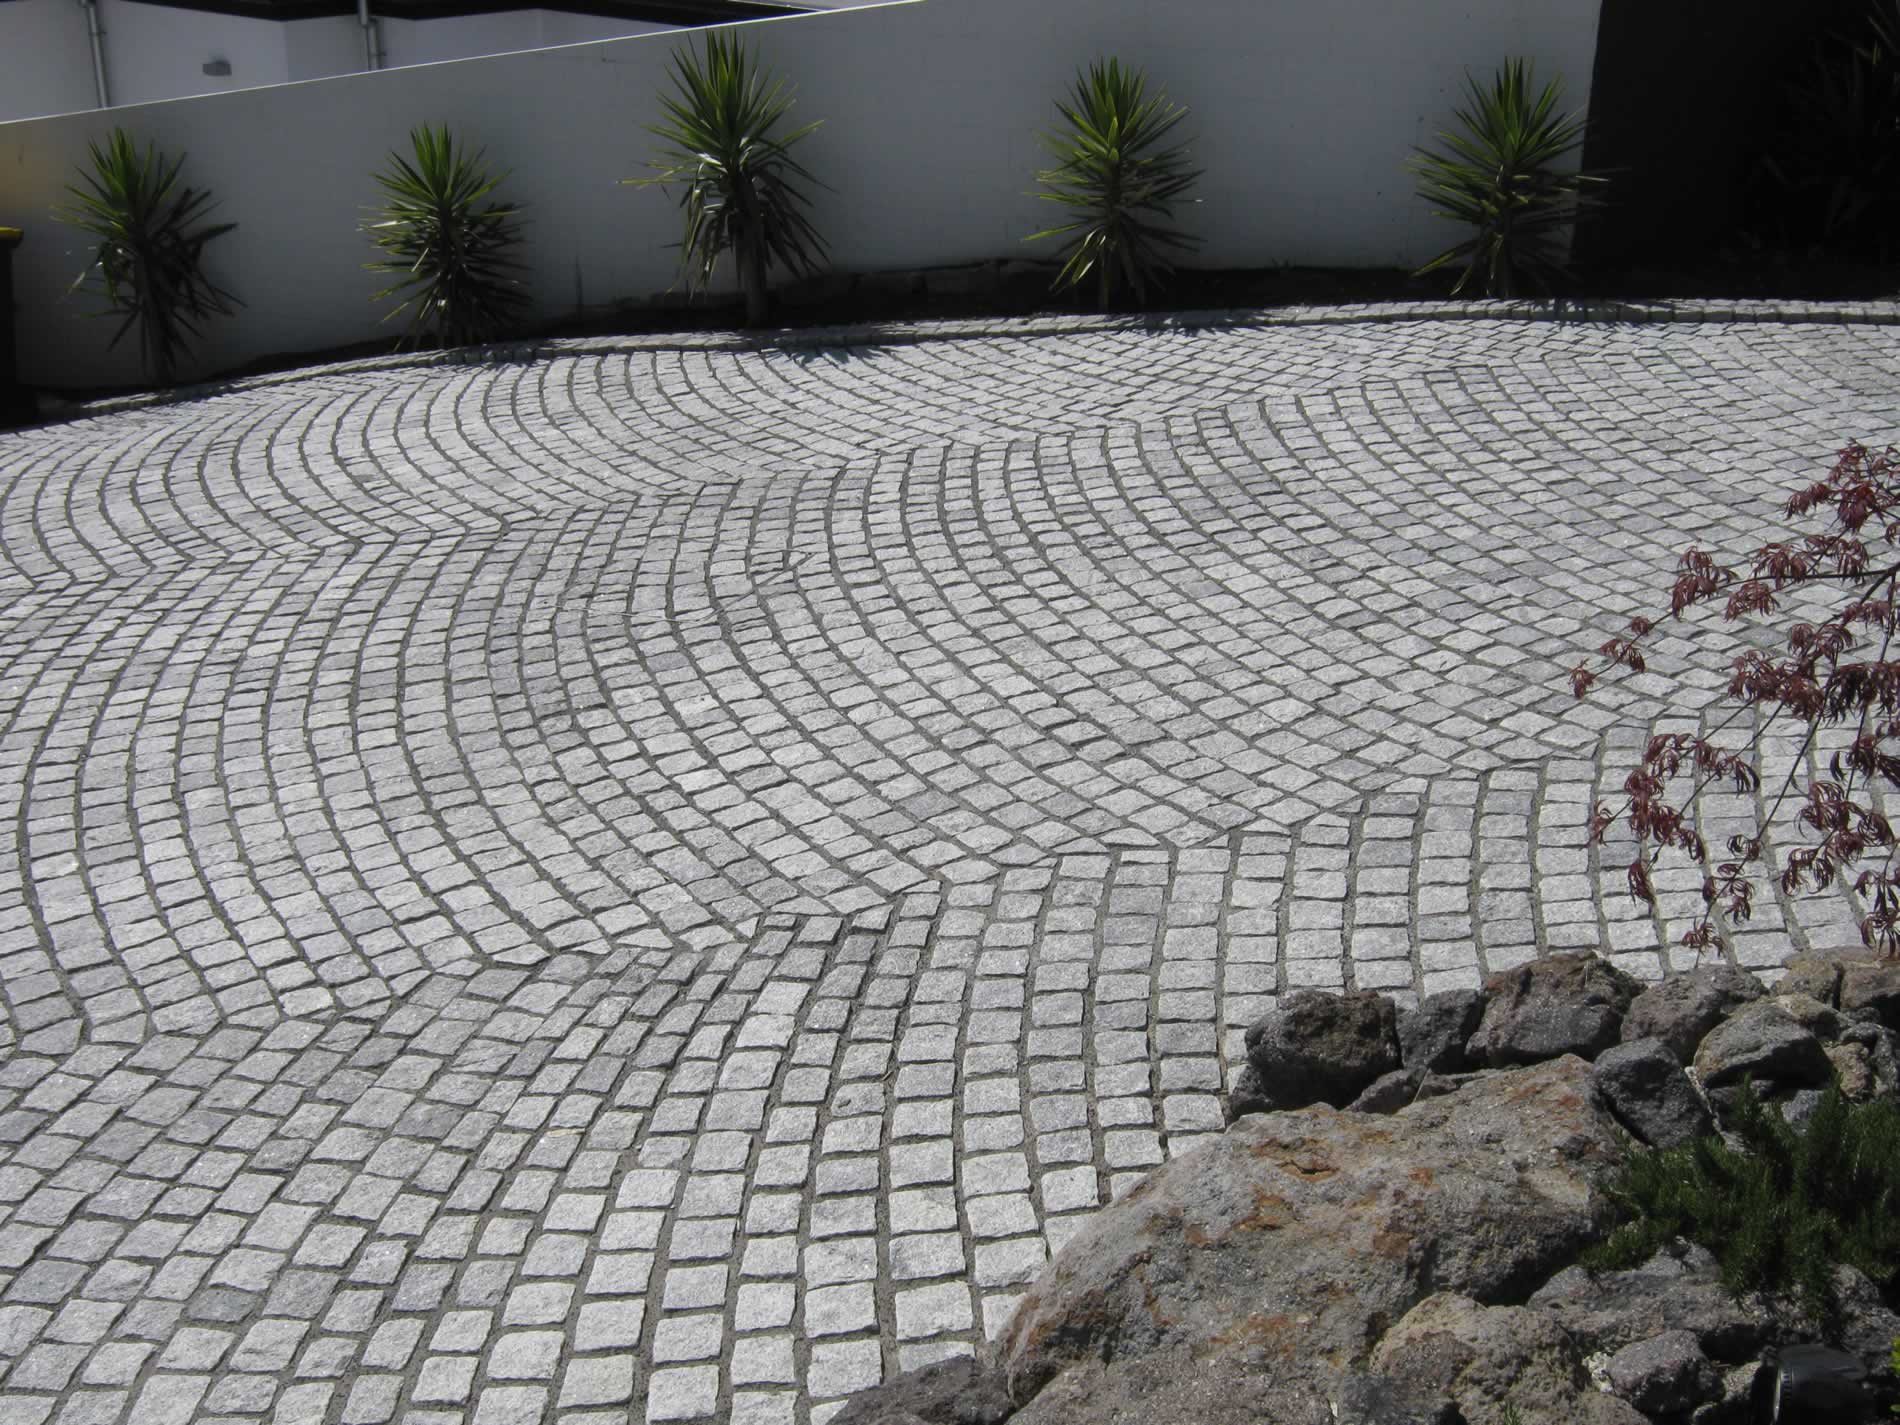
[{"left": 0, "top": 312, "right": 1892, "bottom": 1425}]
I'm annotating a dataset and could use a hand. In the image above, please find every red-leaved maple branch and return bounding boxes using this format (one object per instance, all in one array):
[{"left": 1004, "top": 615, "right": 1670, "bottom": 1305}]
[{"left": 1572, "top": 442, "right": 1900, "bottom": 958}]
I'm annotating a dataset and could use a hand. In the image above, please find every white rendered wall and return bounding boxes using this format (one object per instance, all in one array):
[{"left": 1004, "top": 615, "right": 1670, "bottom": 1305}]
[
  {"left": 2, "top": 0, "right": 1603, "bottom": 388},
  {"left": 0, "top": 0, "right": 104, "bottom": 121},
  {"left": 532, "top": 10, "right": 665, "bottom": 47},
  {"left": 0, "top": 2, "right": 666, "bottom": 121},
  {"left": 98, "top": 0, "right": 295, "bottom": 105},
  {"left": 284, "top": 14, "right": 363, "bottom": 83},
  {"left": 378, "top": 11, "right": 660, "bottom": 68}
]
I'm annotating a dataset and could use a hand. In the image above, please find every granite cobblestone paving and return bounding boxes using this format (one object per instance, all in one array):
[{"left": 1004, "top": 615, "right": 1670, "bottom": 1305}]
[{"left": 0, "top": 307, "right": 1896, "bottom": 1422}]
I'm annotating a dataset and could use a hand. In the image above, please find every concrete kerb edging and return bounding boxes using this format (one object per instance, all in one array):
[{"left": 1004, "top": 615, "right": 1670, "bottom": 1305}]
[{"left": 41, "top": 296, "right": 1900, "bottom": 423}]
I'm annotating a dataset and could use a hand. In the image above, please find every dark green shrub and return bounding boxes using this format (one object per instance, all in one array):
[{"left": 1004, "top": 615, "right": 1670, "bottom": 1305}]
[
  {"left": 635, "top": 31, "right": 826, "bottom": 329},
  {"left": 1028, "top": 57, "right": 1200, "bottom": 311},
  {"left": 1755, "top": 0, "right": 1900, "bottom": 259},
  {"left": 57, "top": 128, "right": 239, "bottom": 387},
  {"left": 1584, "top": 1080, "right": 1900, "bottom": 1337},
  {"left": 1407, "top": 59, "right": 1603, "bottom": 298},
  {"left": 363, "top": 124, "right": 527, "bottom": 350}
]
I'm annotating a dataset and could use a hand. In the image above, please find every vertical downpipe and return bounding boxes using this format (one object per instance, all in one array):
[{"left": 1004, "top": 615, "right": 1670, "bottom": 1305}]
[
  {"left": 79, "top": 0, "right": 110, "bottom": 108},
  {"left": 357, "top": 0, "right": 382, "bottom": 70}
]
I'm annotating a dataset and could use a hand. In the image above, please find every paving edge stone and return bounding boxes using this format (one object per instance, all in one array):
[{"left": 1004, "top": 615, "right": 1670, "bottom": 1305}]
[{"left": 43, "top": 297, "right": 1900, "bottom": 423}]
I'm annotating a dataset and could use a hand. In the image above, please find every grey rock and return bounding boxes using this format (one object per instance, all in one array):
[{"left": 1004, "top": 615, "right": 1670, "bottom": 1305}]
[
  {"left": 1369, "top": 1293, "right": 1628, "bottom": 1425},
  {"left": 1467, "top": 952, "right": 1643, "bottom": 1066},
  {"left": 1825, "top": 1041, "right": 1880, "bottom": 1101},
  {"left": 1768, "top": 991, "right": 1842, "bottom": 1041},
  {"left": 1623, "top": 964, "right": 1766, "bottom": 1064},
  {"left": 1349, "top": 1068, "right": 1461, "bottom": 1115},
  {"left": 1689, "top": 1361, "right": 1772, "bottom": 1425},
  {"left": 1776, "top": 1087, "right": 1828, "bottom": 1129},
  {"left": 1398, "top": 989, "right": 1486, "bottom": 1074},
  {"left": 1838, "top": 958, "right": 1900, "bottom": 1029},
  {"left": 1242, "top": 990, "right": 1400, "bottom": 1110},
  {"left": 1766, "top": 1267, "right": 1900, "bottom": 1382},
  {"left": 1602, "top": 1329, "right": 1722, "bottom": 1416},
  {"left": 1593, "top": 1037, "right": 1714, "bottom": 1148},
  {"left": 995, "top": 1058, "right": 1625, "bottom": 1424},
  {"left": 1004, "top": 1352, "right": 1331, "bottom": 1425},
  {"left": 1223, "top": 1062, "right": 1272, "bottom": 1122},
  {"left": 1530, "top": 1248, "right": 1773, "bottom": 1362},
  {"left": 1779, "top": 955, "right": 1845, "bottom": 1006},
  {"left": 1330, "top": 1373, "right": 1461, "bottom": 1425},
  {"left": 1838, "top": 1020, "right": 1900, "bottom": 1097},
  {"left": 832, "top": 1357, "right": 1013, "bottom": 1425},
  {"left": 1694, "top": 1002, "right": 1832, "bottom": 1090}
]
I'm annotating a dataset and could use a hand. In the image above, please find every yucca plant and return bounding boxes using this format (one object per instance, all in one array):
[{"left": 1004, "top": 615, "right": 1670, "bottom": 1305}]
[
  {"left": 1408, "top": 59, "right": 1603, "bottom": 298},
  {"left": 634, "top": 31, "right": 826, "bottom": 328},
  {"left": 1028, "top": 58, "right": 1200, "bottom": 311},
  {"left": 363, "top": 125, "right": 527, "bottom": 350},
  {"left": 56, "top": 129, "right": 239, "bottom": 388}
]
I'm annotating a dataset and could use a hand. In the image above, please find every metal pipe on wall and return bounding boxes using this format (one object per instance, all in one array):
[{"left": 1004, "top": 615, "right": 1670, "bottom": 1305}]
[
  {"left": 78, "top": 0, "right": 109, "bottom": 108},
  {"left": 357, "top": 0, "right": 382, "bottom": 70}
]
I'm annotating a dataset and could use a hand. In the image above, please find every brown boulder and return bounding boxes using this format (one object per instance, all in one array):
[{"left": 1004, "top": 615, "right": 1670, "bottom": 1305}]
[
  {"left": 1368, "top": 1293, "right": 1602, "bottom": 1425},
  {"left": 1839, "top": 958, "right": 1900, "bottom": 1029},
  {"left": 993, "top": 1058, "right": 1626, "bottom": 1422},
  {"left": 1242, "top": 990, "right": 1401, "bottom": 1111},
  {"left": 1467, "top": 953, "right": 1643, "bottom": 1066},
  {"left": 1693, "top": 1002, "right": 1831, "bottom": 1090},
  {"left": 1621, "top": 963, "right": 1765, "bottom": 1064}
]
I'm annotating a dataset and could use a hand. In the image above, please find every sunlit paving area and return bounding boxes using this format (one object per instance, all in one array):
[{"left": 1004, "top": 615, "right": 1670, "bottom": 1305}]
[{"left": 0, "top": 308, "right": 1895, "bottom": 1423}]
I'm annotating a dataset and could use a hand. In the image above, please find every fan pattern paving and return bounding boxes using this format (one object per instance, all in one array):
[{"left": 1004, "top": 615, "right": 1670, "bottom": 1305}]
[{"left": 0, "top": 311, "right": 1892, "bottom": 1424}]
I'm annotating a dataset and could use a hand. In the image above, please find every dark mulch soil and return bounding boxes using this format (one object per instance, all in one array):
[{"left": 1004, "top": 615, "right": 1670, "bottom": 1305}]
[{"left": 12, "top": 251, "right": 1900, "bottom": 419}]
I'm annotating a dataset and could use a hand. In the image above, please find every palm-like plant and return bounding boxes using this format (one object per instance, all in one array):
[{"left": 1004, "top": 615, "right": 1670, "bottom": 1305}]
[
  {"left": 1028, "top": 58, "right": 1201, "bottom": 311},
  {"left": 57, "top": 129, "right": 239, "bottom": 388},
  {"left": 363, "top": 125, "right": 527, "bottom": 350},
  {"left": 1408, "top": 60, "right": 1603, "bottom": 298},
  {"left": 635, "top": 32, "right": 826, "bottom": 328}
]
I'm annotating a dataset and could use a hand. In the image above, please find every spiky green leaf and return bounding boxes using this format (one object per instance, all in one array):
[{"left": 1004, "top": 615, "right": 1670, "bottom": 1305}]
[
  {"left": 55, "top": 128, "right": 241, "bottom": 386},
  {"left": 362, "top": 124, "right": 527, "bottom": 350},
  {"left": 1027, "top": 57, "right": 1200, "bottom": 310}
]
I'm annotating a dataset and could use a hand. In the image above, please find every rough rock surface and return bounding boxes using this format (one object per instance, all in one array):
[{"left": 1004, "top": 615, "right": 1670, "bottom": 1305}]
[
  {"left": 1602, "top": 1329, "right": 1722, "bottom": 1417},
  {"left": 1530, "top": 1247, "right": 1773, "bottom": 1362},
  {"left": 1622, "top": 963, "right": 1765, "bottom": 1064},
  {"left": 1838, "top": 1020, "right": 1900, "bottom": 1098},
  {"left": 1242, "top": 989, "right": 1400, "bottom": 1110},
  {"left": 1223, "top": 1061, "right": 1272, "bottom": 1122},
  {"left": 1839, "top": 958, "right": 1900, "bottom": 1028},
  {"left": 1693, "top": 1001, "right": 1832, "bottom": 1089},
  {"left": 831, "top": 1357, "right": 1013, "bottom": 1425},
  {"left": 1398, "top": 989, "right": 1486, "bottom": 1073},
  {"left": 1329, "top": 1373, "right": 1462, "bottom": 1425},
  {"left": 1592, "top": 1037, "right": 1714, "bottom": 1148},
  {"left": 1806, "top": 1266, "right": 1900, "bottom": 1379},
  {"left": 1769, "top": 991, "right": 1842, "bottom": 1040},
  {"left": 1778, "top": 956, "right": 1846, "bottom": 1006},
  {"left": 1467, "top": 952, "right": 1643, "bottom": 1066},
  {"left": 1370, "top": 1292, "right": 1644, "bottom": 1425},
  {"left": 1348, "top": 1066, "right": 1461, "bottom": 1115},
  {"left": 1827, "top": 1041, "right": 1880, "bottom": 1101},
  {"left": 1580, "top": 1265, "right": 1900, "bottom": 1405},
  {"left": 993, "top": 1057, "right": 1624, "bottom": 1423}
]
